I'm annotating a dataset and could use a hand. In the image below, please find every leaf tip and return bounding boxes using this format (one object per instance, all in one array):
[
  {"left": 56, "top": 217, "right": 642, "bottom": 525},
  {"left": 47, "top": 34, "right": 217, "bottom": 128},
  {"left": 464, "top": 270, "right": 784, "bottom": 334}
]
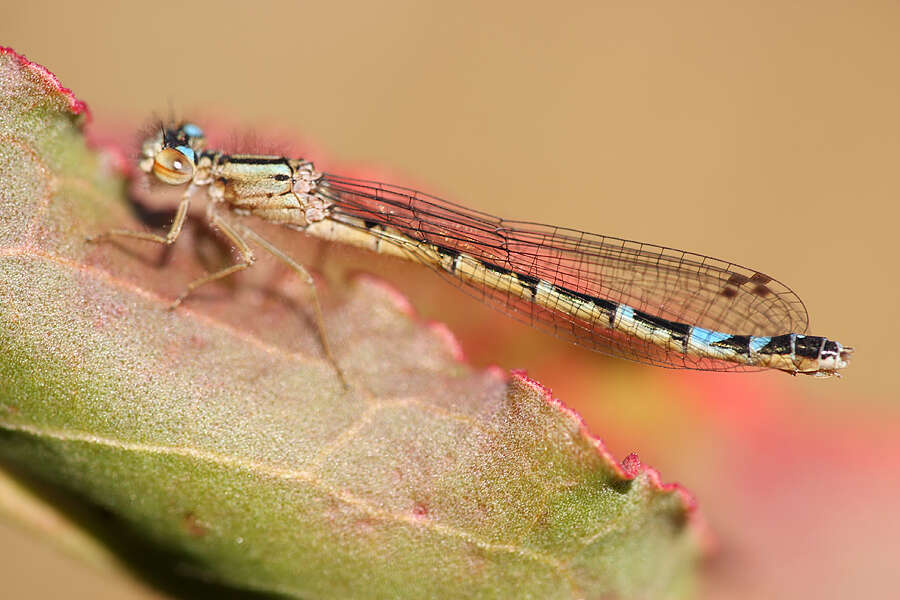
[
  {"left": 621, "top": 452, "right": 642, "bottom": 477},
  {"left": 0, "top": 46, "right": 91, "bottom": 121},
  {"left": 349, "top": 272, "right": 477, "bottom": 363},
  {"left": 423, "top": 321, "right": 465, "bottom": 362},
  {"left": 351, "top": 272, "right": 417, "bottom": 316},
  {"left": 510, "top": 370, "right": 701, "bottom": 515}
]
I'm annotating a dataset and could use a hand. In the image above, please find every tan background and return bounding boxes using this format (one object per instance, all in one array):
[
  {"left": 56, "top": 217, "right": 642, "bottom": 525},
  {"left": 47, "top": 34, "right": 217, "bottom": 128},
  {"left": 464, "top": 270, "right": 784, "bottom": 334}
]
[{"left": 2, "top": 1, "right": 898, "bottom": 598}]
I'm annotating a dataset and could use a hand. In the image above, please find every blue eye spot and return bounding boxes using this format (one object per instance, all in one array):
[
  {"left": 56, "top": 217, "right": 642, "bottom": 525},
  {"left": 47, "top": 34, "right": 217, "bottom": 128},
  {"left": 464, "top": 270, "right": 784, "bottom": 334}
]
[
  {"left": 182, "top": 123, "right": 204, "bottom": 138},
  {"left": 175, "top": 146, "right": 195, "bottom": 162}
]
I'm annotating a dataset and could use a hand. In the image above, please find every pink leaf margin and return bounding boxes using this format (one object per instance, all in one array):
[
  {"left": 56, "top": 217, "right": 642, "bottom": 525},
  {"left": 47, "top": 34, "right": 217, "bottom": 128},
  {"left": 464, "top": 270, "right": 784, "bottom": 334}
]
[
  {"left": 0, "top": 47, "right": 90, "bottom": 120},
  {"left": 510, "top": 369, "right": 712, "bottom": 546}
]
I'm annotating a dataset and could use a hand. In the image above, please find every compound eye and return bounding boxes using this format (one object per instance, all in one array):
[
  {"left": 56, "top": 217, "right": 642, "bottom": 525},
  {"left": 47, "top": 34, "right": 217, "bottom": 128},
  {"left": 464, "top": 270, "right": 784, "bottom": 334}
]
[
  {"left": 152, "top": 146, "right": 195, "bottom": 184},
  {"left": 182, "top": 123, "right": 204, "bottom": 138}
]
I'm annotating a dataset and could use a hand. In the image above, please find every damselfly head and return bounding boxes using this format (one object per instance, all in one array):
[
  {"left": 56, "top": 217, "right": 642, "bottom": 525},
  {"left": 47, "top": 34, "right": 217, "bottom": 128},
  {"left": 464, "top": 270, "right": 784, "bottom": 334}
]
[{"left": 138, "top": 122, "right": 206, "bottom": 185}]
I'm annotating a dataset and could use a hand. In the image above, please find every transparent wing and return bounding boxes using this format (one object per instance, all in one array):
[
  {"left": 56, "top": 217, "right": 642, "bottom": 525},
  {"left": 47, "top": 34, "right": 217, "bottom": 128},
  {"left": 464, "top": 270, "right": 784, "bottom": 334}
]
[{"left": 319, "top": 173, "right": 809, "bottom": 370}]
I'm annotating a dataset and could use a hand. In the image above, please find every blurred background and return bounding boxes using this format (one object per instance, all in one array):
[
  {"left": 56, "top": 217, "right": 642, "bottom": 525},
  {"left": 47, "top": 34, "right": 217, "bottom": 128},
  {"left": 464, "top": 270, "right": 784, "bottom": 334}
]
[{"left": 2, "top": 1, "right": 898, "bottom": 598}]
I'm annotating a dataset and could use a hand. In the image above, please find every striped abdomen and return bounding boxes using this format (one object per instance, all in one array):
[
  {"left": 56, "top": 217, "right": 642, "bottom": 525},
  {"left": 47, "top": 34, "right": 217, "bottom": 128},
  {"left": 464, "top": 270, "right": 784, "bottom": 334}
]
[{"left": 305, "top": 214, "right": 851, "bottom": 377}]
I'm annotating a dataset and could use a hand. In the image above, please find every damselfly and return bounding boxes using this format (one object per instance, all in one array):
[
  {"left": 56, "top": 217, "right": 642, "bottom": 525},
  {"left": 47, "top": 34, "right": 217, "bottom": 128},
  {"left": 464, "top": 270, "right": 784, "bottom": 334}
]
[{"left": 90, "top": 123, "right": 852, "bottom": 380}]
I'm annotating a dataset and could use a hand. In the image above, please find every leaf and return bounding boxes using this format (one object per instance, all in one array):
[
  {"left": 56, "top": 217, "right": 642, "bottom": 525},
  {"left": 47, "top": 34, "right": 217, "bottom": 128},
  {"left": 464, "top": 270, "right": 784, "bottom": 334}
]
[{"left": 0, "top": 47, "right": 701, "bottom": 599}]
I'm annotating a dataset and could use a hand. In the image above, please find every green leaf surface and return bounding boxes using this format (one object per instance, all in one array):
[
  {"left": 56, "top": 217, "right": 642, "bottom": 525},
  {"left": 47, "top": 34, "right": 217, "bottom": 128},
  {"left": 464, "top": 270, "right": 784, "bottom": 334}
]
[{"left": 0, "top": 48, "right": 700, "bottom": 599}]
